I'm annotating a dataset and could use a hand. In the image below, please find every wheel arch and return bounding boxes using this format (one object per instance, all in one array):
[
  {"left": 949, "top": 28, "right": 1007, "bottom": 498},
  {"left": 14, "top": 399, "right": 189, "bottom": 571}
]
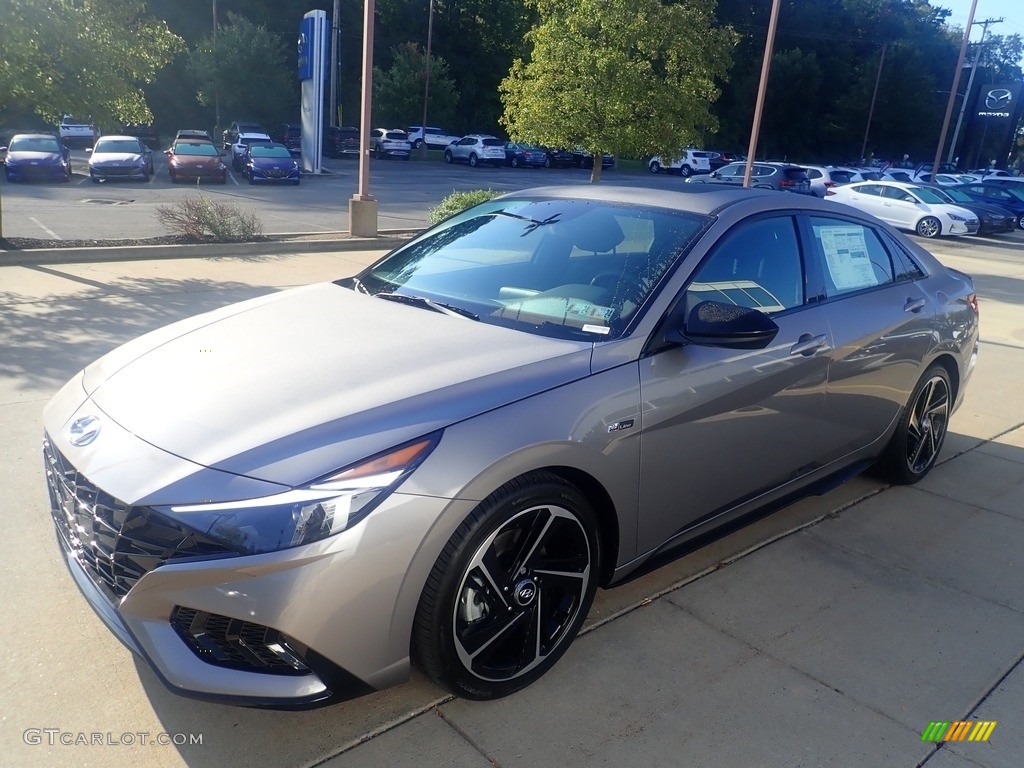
[{"left": 928, "top": 352, "right": 961, "bottom": 407}]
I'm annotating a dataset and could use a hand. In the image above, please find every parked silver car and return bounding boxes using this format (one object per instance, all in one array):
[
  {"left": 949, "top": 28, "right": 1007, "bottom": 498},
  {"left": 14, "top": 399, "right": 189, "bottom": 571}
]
[
  {"left": 445, "top": 134, "right": 506, "bottom": 166},
  {"left": 87, "top": 135, "right": 153, "bottom": 182},
  {"left": 44, "top": 186, "right": 977, "bottom": 708},
  {"left": 369, "top": 128, "right": 412, "bottom": 160},
  {"left": 687, "top": 161, "right": 813, "bottom": 194}
]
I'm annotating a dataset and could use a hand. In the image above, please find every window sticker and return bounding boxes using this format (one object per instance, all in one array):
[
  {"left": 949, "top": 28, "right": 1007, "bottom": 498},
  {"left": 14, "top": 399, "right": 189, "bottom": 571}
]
[{"left": 818, "top": 226, "right": 878, "bottom": 291}]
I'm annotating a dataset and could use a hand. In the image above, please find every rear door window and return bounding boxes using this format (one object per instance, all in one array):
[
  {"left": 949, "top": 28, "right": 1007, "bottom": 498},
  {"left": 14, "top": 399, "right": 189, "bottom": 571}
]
[{"left": 806, "top": 217, "right": 895, "bottom": 297}]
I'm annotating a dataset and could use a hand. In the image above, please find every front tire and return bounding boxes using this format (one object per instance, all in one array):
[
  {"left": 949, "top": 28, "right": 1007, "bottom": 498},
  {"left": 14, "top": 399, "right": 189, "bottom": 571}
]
[
  {"left": 876, "top": 364, "right": 952, "bottom": 484},
  {"left": 511, "top": 156, "right": 520, "bottom": 168},
  {"left": 544, "top": 156, "right": 552, "bottom": 168},
  {"left": 649, "top": 161, "right": 661, "bottom": 174},
  {"left": 444, "top": 150, "right": 453, "bottom": 164},
  {"left": 413, "top": 471, "right": 600, "bottom": 700},
  {"left": 916, "top": 216, "right": 942, "bottom": 238}
]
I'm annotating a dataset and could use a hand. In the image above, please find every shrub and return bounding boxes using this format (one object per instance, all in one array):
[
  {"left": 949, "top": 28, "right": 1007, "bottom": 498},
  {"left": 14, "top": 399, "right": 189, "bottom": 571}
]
[
  {"left": 154, "top": 195, "right": 263, "bottom": 241},
  {"left": 427, "top": 188, "right": 501, "bottom": 224}
]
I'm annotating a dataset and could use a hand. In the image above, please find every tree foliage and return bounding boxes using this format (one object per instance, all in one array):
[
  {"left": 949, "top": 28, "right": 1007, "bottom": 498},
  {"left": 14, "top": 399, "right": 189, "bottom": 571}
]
[
  {"left": 372, "top": 42, "right": 460, "bottom": 129},
  {"left": 500, "top": 0, "right": 737, "bottom": 181},
  {"left": 0, "top": 0, "right": 183, "bottom": 127},
  {"left": 187, "top": 12, "right": 297, "bottom": 129}
]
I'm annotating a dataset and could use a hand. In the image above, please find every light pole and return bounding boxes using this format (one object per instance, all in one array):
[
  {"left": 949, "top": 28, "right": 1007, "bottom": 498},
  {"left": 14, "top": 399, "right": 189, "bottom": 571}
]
[
  {"left": 860, "top": 43, "right": 888, "bottom": 164},
  {"left": 213, "top": 0, "right": 220, "bottom": 145},
  {"left": 931, "top": 0, "right": 979, "bottom": 179},
  {"left": 743, "top": 0, "right": 782, "bottom": 187},
  {"left": 948, "top": 18, "right": 1003, "bottom": 165},
  {"left": 330, "top": 0, "right": 340, "bottom": 127},
  {"left": 349, "top": 0, "right": 378, "bottom": 236},
  {"left": 418, "top": 0, "right": 435, "bottom": 159}
]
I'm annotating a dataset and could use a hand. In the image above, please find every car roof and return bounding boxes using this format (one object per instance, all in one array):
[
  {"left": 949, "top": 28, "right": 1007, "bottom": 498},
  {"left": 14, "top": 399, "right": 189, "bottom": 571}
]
[
  {"left": 10, "top": 133, "right": 62, "bottom": 141},
  {"left": 497, "top": 184, "right": 834, "bottom": 217},
  {"left": 238, "top": 133, "right": 272, "bottom": 140}
]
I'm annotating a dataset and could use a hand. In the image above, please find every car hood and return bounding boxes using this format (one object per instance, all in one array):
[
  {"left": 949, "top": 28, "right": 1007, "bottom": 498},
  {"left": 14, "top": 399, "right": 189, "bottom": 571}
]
[
  {"left": 90, "top": 152, "right": 144, "bottom": 165},
  {"left": 8, "top": 151, "right": 63, "bottom": 163},
  {"left": 251, "top": 156, "right": 296, "bottom": 167},
  {"left": 172, "top": 155, "right": 222, "bottom": 167},
  {"left": 954, "top": 200, "right": 1013, "bottom": 218},
  {"left": 83, "top": 282, "right": 592, "bottom": 486}
]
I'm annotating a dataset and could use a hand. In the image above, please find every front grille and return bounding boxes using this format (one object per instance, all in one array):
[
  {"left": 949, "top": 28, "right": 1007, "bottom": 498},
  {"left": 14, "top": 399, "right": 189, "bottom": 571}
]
[
  {"left": 44, "top": 437, "right": 236, "bottom": 601},
  {"left": 96, "top": 166, "right": 139, "bottom": 176},
  {"left": 170, "top": 606, "right": 310, "bottom": 675}
]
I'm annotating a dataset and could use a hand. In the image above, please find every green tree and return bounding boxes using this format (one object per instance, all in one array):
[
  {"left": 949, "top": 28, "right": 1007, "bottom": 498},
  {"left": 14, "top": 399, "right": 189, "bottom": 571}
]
[
  {"left": 187, "top": 12, "right": 297, "bottom": 130},
  {"left": 0, "top": 0, "right": 183, "bottom": 127},
  {"left": 372, "top": 42, "right": 460, "bottom": 129},
  {"left": 500, "top": 0, "right": 737, "bottom": 182}
]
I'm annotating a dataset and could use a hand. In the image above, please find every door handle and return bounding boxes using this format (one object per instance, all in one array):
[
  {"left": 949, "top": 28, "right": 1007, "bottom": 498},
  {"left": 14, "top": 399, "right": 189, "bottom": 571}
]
[
  {"left": 904, "top": 297, "right": 926, "bottom": 313},
  {"left": 790, "top": 333, "right": 828, "bottom": 356}
]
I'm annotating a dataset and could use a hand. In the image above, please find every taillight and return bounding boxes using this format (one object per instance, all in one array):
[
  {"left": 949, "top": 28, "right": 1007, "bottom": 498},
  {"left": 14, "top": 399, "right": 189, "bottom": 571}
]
[
  {"left": 824, "top": 181, "right": 836, "bottom": 187},
  {"left": 825, "top": 189, "right": 837, "bottom": 196},
  {"left": 780, "top": 179, "right": 795, "bottom": 187},
  {"left": 967, "top": 293, "right": 979, "bottom": 316}
]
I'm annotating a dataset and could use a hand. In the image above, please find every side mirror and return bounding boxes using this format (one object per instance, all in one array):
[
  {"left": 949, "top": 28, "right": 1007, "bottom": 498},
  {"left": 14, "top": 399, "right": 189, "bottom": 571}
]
[
  {"left": 666, "top": 300, "right": 780, "bottom": 349},
  {"left": 710, "top": 171, "right": 719, "bottom": 178},
  {"left": 85, "top": 147, "right": 92, "bottom": 154}
]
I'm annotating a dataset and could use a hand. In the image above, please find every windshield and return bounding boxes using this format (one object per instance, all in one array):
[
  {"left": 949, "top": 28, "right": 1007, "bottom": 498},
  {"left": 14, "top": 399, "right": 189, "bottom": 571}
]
[
  {"left": 911, "top": 187, "right": 946, "bottom": 205},
  {"left": 349, "top": 198, "right": 709, "bottom": 341},
  {"left": 10, "top": 137, "right": 61, "bottom": 152},
  {"left": 251, "top": 146, "right": 292, "bottom": 158},
  {"left": 94, "top": 139, "right": 142, "bottom": 153},
  {"left": 942, "top": 188, "right": 971, "bottom": 203},
  {"left": 174, "top": 142, "right": 218, "bottom": 156}
]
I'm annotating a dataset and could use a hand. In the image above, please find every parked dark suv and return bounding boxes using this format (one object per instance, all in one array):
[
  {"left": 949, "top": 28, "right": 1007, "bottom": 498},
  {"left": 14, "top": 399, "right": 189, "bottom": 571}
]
[
  {"left": 276, "top": 123, "right": 302, "bottom": 155},
  {"left": 323, "top": 126, "right": 360, "bottom": 158},
  {"left": 687, "top": 161, "right": 812, "bottom": 194}
]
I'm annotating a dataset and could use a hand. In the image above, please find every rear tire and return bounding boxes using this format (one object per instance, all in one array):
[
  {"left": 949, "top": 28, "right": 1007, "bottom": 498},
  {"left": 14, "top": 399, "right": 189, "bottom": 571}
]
[
  {"left": 649, "top": 161, "right": 661, "bottom": 174},
  {"left": 876, "top": 364, "right": 952, "bottom": 484},
  {"left": 413, "top": 471, "right": 600, "bottom": 700},
  {"left": 511, "top": 156, "right": 520, "bottom": 168},
  {"left": 680, "top": 165, "right": 692, "bottom": 177},
  {"left": 444, "top": 150, "right": 453, "bottom": 164},
  {"left": 469, "top": 153, "right": 478, "bottom": 168}
]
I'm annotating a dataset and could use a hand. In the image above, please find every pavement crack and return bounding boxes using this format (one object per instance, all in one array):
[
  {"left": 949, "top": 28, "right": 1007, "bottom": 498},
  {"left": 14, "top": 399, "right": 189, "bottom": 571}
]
[{"left": 435, "top": 707, "right": 505, "bottom": 768}]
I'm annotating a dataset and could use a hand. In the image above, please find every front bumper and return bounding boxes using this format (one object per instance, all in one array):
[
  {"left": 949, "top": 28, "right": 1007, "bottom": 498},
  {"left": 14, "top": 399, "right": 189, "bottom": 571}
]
[
  {"left": 6, "top": 163, "right": 68, "bottom": 181},
  {"left": 90, "top": 165, "right": 148, "bottom": 181},
  {"left": 42, "top": 404, "right": 464, "bottom": 706}
]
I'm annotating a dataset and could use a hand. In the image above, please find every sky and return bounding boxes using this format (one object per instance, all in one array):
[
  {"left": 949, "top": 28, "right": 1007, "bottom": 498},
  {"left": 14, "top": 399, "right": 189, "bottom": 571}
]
[{"left": 933, "top": 0, "right": 1024, "bottom": 42}]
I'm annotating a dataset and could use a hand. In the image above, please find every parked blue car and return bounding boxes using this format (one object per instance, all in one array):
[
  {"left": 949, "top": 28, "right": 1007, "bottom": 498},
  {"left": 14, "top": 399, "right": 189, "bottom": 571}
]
[
  {"left": 951, "top": 183, "right": 1024, "bottom": 229},
  {"left": 2, "top": 133, "right": 71, "bottom": 183},
  {"left": 243, "top": 143, "right": 300, "bottom": 185}
]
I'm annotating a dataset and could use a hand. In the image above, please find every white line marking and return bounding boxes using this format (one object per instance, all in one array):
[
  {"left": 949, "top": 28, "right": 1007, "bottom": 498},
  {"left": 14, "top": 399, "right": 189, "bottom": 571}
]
[
  {"left": 29, "top": 217, "right": 61, "bottom": 239},
  {"left": 227, "top": 170, "right": 239, "bottom": 186}
]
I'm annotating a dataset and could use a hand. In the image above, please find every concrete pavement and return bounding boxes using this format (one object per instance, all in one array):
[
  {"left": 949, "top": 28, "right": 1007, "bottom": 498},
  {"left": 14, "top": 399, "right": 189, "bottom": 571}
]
[{"left": 2, "top": 237, "right": 1023, "bottom": 768}]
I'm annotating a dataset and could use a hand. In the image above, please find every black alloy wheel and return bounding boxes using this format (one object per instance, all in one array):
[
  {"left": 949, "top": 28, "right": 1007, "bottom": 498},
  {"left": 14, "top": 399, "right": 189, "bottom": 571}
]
[
  {"left": 877, "top": 364, "right": 951, "bottom": 484},
  {"left": 414, "top": 471, "right": 599, "bottom": 700}
]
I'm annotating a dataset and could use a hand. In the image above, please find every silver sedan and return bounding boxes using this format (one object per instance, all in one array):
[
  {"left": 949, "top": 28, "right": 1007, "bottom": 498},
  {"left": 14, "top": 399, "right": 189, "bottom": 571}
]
[{"left": 43, "top": 186, "right": 978, "bottom": 708}]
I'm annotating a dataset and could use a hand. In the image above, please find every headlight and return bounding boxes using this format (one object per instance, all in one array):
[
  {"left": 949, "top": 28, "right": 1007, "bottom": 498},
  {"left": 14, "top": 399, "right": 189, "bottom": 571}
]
[
  {"left": 153, "top": 435, "right": 438, "bottom": 556},
  {"left": 948, "top": 213, "right": 968, "bottom": 222}
]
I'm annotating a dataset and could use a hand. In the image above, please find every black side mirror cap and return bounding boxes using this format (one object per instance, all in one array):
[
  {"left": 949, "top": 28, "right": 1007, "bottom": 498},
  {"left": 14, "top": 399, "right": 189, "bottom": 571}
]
[{"left": 666, "top": 300, "right": 780, "bottom": 349}]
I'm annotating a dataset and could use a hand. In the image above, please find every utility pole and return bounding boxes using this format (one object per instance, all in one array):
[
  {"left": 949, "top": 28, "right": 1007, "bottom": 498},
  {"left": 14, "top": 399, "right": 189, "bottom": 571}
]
[
  {"left": 931, "top": 0, "right": 978, "bottom": 181},
  {"left": 860, "top": 43, "right": 888, "bottom": 164},
  {"left": 948, "top": 17, "right": 1003, "bottom": 165},
  {"left": 419, "top": 0, "right": 435, "bottom": 159},
  {"left": 744, "top": 0, "right": 782, "bottom": 187},
  {"left": 213, "top": 0, "right": 220, "bottom": 145}
]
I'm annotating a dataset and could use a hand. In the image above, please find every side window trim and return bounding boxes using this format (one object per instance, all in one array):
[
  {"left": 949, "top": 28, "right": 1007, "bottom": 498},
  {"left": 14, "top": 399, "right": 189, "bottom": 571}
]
[
  {"left": 797, "top": 213, "right": 899, "bottom": 302},
  {"left": 680, "top": 212, "right": 811, "bottom": 319}
]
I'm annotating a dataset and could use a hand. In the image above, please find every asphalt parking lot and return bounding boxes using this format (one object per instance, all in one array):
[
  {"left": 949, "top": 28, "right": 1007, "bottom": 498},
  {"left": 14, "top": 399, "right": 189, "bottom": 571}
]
[
  {"left": 2, "top": 233, "right": 1023, "bottom": 767},
  {"left": 0, "top": 150, "right": 663, "bottom": 241}
]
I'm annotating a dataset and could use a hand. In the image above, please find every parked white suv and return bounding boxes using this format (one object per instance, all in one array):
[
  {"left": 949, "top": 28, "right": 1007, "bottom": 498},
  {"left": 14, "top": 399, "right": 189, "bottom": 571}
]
[
  {"left": 406, "top": 126, "right": 460, "bottom": 150},
  {"left": 444, "top": 135, "right": 506, "bottom": 167},
  {"left": 369, "top": 129, "right": 412, "bottom": 160},
  {"left": 649, "top": 150, "right": 713, "bottom": 177}
]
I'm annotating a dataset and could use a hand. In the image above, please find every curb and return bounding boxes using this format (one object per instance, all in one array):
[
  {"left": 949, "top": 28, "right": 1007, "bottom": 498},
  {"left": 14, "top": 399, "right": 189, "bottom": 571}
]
[{"left": 0, "top": 229, "right": 420, "bottom": 266}]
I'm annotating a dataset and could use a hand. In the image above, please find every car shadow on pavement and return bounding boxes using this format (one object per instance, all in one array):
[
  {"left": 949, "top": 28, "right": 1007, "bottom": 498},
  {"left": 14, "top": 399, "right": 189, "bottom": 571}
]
[
  {"left": 965, "top": 273, "right": 1024, "bottom": 307},
  {"left": 0, "top": 275, "right": 271, "bottom": 394}
]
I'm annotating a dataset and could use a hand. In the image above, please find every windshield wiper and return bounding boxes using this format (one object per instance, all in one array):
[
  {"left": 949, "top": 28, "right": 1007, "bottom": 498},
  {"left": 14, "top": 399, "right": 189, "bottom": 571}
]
[
  {"left": 375, "top": 292, "right": 479, "bottom": 320},
  {"left": 491, "top": 210, "right": 562, "bottom": 236}
]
